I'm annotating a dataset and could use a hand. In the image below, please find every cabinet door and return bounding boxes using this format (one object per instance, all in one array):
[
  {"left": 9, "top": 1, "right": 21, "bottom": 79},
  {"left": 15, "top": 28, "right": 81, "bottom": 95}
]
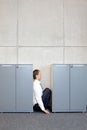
[
  {"left": 0, "top": 65, "right": 15, "bottom": 112},
  {"left": 16, "top": 64, "right": 33, "bottom": 112},
  {"left": 70, "top": 64, "right": 87, "bottom": 112},
  {"left": 52, "top": 64, "right": 69, "bottom": 112}
]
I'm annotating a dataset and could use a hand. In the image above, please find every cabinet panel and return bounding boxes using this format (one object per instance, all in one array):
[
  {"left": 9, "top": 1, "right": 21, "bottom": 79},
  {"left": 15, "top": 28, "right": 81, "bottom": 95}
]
[
  {"left": 0, "top": 65, "right": 15, "bottom": 112},
  {"left": 16, "top": 64, "right": 33, "bottom": 112},
  {"left": 70, "top": 64, "right": 87, "bottom": 112},
  {"left": 52, "top": 64, "right": 69, "bottom": 112}
]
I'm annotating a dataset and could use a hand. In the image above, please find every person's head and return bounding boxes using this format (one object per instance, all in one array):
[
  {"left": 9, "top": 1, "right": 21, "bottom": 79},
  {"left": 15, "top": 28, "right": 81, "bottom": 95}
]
[{"left": 33, "top": 69, "right": 41, "bottom": 81}]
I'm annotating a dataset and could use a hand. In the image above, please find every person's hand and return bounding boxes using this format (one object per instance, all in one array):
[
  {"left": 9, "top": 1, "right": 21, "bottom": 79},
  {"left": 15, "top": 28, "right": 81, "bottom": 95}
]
[{"left": 43, "top": 109, "right": 50, "bottom": 114}]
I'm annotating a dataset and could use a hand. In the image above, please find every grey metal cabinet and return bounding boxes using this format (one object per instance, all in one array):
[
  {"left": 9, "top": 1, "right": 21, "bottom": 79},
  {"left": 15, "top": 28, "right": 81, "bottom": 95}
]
[
  {"left": 52, "top": 64, "right": 87, "bottom": 112},
  {"left": 16, "top": 64, "right": 33, "bottom": 112},
  {"left": 52, "top": 64, "right": 69, "bottom": 112},
  {"left": 0, "top": 64, "right": 33, "bottom": 112},
  {"left": 70, "top": 64, "right": 87, "bottom": 112},
  {"left": 0, "top": 65, "right": 15, "bottom": 112}
]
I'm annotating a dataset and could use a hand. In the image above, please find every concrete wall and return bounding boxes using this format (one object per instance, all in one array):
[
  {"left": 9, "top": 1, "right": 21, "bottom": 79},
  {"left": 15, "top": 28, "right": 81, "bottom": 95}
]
[{"left": 0, "top": 0, "right": 87, "bottom": 88}]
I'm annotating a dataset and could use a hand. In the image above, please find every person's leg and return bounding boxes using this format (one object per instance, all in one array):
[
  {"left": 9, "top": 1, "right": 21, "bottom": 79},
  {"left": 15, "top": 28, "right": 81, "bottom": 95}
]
[
  {"left": 33, "top": 104, "right": 42, "bottom": 112},
  {"left": 42, "top": 88, "right": 52, "bottom": 111}
]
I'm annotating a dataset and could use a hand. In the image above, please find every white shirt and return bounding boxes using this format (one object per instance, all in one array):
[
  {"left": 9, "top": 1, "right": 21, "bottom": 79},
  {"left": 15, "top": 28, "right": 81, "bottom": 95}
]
[{"left": 33, "top": 79, "right": 45, "bottom": 111}]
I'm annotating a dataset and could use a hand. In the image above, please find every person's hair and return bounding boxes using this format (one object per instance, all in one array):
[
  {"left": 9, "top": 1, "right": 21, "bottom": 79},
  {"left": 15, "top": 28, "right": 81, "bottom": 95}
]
[{"left": 33, "top": 69, "right": 40, "bottom": 79}]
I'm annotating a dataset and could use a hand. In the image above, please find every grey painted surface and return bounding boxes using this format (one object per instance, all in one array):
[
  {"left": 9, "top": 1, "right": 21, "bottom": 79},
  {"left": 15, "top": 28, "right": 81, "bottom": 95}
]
[
  {"left": 0, "top": 65, "right": 15, "bottom": 112},
  {"left": 16, "top": 64, "right": 33, "bottom": 112},
  {"left": 70, "top": 64, "right": 87, "bottom": 112},
  {"left": 52, "top": 64, "right": 87, "bottom": 112},
  {"left": 0, "top": 64, "right": 33, "bottom": 112},
  {"left": 52, "top": 64, "right": 69, "bottom": 112}
]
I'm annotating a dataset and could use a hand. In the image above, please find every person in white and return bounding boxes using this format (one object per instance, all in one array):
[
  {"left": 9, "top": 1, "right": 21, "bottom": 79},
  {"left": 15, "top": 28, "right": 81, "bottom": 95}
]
[{"left": 33, "top": 69, "right": 52, "bottom": 114}]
